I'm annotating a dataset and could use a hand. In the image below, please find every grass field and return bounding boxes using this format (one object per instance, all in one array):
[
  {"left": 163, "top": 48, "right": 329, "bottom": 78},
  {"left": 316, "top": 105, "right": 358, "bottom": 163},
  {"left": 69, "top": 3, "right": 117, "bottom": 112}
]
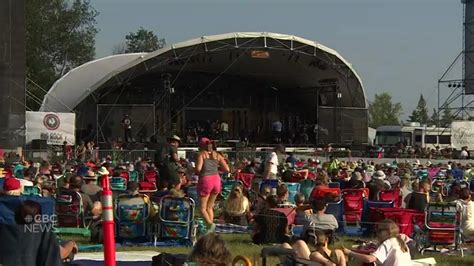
[{"left": 109, "top": 234, "right": 474, "bottom": 265}]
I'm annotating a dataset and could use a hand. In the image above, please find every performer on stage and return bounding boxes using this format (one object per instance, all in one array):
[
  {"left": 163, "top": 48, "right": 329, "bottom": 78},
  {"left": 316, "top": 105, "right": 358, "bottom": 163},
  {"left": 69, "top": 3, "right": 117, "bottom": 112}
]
[{"left": 122, "top": 114, "right": 132, "bottom": 142}]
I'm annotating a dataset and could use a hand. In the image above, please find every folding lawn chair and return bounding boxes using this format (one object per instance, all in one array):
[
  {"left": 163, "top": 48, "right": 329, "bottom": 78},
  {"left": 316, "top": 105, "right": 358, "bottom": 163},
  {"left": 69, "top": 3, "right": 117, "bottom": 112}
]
[
  {"left": 414, "top": 202, "right": 462, "bottom": 256},
  {"left": 299, "top": 179, "right": 314, "bottom": 200},
  {"left": 22, "top": 186, "right": 41, "bottom": 196},
  {"left": 378, "top": 188, "right": 401, "bottom": 207},
  {"left": 284, "top": 182, "right": 301, "bottom": 204},
  {"left": 110, "top": 176, "right": 127, "bottom": 191},
  {"left": 158, "top": 196, "right": 197, "bottom": 246},
  {"left": 235, "top": 172, "right": 255, "bottom": 190},
  {"left": 325, "top": 199, "right": 344, "bottom": 233},
  {"left": 115, "top": 194, "right": 150, "bottom": 243},
  {"left": 55, "top": 191, "right": 91, "bottom": 238}
]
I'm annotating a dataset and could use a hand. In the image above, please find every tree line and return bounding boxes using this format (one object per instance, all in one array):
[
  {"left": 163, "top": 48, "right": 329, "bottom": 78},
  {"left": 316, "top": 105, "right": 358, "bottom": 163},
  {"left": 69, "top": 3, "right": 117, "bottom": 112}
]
[
  {"left": 369, "top": 92, "right": 456, "bottom": 129},
  {"left": 26, "top": 0, "right": 165, "bottom": 111}
]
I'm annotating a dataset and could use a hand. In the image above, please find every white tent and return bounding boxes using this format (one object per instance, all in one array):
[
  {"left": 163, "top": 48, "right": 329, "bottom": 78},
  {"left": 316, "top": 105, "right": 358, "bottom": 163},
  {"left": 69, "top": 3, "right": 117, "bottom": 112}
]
[{"left": 40, "top": 32, "right": 366, "bottom": 112}]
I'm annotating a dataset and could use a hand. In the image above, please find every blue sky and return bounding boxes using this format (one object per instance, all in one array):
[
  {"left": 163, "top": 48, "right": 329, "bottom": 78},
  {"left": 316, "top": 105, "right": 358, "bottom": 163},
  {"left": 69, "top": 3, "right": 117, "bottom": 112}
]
[{"left": 92, "top": 0, "right": 463, "bottom": 118}]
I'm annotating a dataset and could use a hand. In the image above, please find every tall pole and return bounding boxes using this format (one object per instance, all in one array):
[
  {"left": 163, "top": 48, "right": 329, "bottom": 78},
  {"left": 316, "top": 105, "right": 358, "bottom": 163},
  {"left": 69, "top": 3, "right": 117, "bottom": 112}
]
[{"left": 315, "top": 88, "right": 320, "bottom": 148}]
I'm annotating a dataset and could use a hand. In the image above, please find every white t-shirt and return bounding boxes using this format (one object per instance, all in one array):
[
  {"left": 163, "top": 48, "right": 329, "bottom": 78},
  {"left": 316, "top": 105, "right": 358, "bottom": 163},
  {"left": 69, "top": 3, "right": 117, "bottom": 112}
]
[
  {"left": 457, "top": 199, "right": 474, "bottom": 232},
  {"left": 461, "top": 150, "right": 469, "bottom": 159},
  {"left": 220, "top": 122, "right": 229, "bottom": 132},
  {"left": 266, "top": 152, "right": 279, "bottom": 177},
  {"left": 371, "top": 237, "right": 411, "bottom": 266}
]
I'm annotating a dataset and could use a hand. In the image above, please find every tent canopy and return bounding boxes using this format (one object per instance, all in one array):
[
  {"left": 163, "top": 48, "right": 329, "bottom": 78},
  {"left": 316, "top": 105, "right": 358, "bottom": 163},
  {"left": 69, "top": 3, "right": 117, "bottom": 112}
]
[{"left": 40, "top": 32, "right": 367, "bottom": 112}]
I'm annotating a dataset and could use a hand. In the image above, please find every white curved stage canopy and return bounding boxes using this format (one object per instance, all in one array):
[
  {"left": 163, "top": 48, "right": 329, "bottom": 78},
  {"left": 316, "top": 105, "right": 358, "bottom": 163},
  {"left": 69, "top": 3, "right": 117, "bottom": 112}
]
[{"left": 40, "top": 32, "right": 367, "bottom": 112}]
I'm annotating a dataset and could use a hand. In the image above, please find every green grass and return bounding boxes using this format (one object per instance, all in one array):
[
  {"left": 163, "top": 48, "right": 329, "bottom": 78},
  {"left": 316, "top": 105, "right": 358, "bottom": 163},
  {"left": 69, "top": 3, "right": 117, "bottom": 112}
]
[{"left": 71, "top": 233, "right": 474, "bottom": 265}]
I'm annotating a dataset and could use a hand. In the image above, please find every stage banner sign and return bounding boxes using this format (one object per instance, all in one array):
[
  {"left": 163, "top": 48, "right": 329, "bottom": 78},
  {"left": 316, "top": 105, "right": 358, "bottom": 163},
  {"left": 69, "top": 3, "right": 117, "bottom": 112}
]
[
  {"left": 26, "top": 111, "right": 75, "bottom": 145},
  {"left": 451, "top": 121, "right": 474, "bottom": 149}
]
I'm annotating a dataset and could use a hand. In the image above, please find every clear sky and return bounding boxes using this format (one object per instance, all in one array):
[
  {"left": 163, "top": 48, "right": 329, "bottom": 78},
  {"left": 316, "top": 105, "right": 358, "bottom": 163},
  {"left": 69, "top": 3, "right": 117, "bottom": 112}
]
[{"left": 92, "top": 0, "right": 463, "bottom": 118}]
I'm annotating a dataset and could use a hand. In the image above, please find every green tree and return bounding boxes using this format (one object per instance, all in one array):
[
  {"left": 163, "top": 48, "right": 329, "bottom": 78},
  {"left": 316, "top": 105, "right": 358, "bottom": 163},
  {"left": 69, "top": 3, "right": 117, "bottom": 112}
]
[
  {"left": 440, "top": 106, "right": 456, "bottom": 127},
  {"left": 369, "top": 92, "right": 403, "bottom": 128},
  {"left": 429, "top": 108, "right": 439, "bottom": 126},
  {"left": 124, "top": 27, "right": 166, "bottom": 53},
  {"left": 408, "top": 94, "right": 429, "bottom": 124},
  {"left": 26, "top": 0, "right": 99, "bottom": 110}
]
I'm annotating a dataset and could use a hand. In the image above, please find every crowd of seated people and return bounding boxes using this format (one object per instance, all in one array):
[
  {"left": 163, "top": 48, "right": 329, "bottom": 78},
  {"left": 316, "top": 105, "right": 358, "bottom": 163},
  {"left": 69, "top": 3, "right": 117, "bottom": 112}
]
[{"left": 3, "top": 141, "right": 474, "bottom": 265}]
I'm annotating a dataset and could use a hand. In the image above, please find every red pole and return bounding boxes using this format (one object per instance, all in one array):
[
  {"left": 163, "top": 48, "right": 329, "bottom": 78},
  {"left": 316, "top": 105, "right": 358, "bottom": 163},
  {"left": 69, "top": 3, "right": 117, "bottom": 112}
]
[{"left": 101, "top": 175, "right": 116, "bottom": 266}]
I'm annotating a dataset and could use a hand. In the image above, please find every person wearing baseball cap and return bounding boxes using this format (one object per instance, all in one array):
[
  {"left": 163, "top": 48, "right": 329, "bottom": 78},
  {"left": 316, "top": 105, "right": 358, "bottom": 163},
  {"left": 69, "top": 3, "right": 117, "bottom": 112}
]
[
  {"left": 195, "top": 137, "right": 230, "bottom": 233},
  {"left": 3, "top": 177, "right": 22, "bottom": 196}
]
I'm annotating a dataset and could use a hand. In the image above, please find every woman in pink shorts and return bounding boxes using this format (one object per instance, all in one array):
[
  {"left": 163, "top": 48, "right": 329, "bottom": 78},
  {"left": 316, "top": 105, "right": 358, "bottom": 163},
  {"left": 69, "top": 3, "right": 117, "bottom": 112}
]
[{"left": 195, "top": 137, "right": 230, "bottom": 233}]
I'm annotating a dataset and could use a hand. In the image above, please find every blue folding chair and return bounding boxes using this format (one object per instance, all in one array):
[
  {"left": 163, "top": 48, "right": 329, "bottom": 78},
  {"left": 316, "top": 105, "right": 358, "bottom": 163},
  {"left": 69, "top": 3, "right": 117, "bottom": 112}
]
[
  {"left": 284, "top": 182, "right": 301, "bottom": 204},
  {"left": 328, "top": 182, "right": 340, "bottom": 188},
  {"left": 0, "top": 196, "right": 55, "bottom": 225},
  {"left": 260, "top": 179, "right": 279, "bottom": 192},
  {"left": 325, "top": 199, "right": 344, "bottom": 233},
  {"left": 186, "top": 186, "right": 199, "bottom": 207}
]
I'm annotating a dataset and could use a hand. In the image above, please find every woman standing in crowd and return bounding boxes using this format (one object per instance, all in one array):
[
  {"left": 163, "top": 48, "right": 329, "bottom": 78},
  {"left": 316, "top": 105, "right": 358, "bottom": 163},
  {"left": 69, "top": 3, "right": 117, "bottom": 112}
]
[
  {"left": 343, "top": 219, "right": 411, "bottom": 266},
  {"left": 195, "top": 137, "right": 230, "bottom": 233}
]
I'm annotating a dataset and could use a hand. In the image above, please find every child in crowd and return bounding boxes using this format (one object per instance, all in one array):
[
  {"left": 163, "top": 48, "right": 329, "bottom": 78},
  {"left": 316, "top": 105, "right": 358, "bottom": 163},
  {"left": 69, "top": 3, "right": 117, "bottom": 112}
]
[{"left": 294, "top": 193, "right": 312, "bottom": 225}]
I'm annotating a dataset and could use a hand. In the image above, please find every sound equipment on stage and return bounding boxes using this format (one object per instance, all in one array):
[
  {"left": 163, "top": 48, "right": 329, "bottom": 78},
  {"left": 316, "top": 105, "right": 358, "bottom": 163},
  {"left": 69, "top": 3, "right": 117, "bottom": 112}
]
[{"left": 31, "top": 139, "right": 47, "bottom": 150}]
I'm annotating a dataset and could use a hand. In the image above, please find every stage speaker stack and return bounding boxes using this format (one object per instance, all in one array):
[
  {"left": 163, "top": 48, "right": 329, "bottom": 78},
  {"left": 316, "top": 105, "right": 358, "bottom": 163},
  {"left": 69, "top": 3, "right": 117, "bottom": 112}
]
[{"left": 31, "top": 139, "right": 47, "bottom": 150}]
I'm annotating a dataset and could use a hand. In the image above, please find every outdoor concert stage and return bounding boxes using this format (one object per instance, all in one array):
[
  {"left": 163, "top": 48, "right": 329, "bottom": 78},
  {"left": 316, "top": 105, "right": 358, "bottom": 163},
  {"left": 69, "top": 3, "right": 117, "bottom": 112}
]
[{"left": 40, "top": 32, "right": 368, "bottom": 146}]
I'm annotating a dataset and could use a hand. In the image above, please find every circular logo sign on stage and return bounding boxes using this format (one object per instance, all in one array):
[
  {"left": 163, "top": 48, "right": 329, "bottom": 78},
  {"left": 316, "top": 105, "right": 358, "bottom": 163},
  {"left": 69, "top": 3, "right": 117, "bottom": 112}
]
[{"left": 43, "top": 114, "right": 60, "bottom": 130}]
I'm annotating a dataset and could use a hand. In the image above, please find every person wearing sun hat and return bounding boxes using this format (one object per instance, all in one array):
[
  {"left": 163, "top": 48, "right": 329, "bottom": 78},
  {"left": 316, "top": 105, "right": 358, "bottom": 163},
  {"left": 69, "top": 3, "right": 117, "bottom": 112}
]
[
  {"left": 367, "top": 170, "right": 389, "bottom": 200},
  {"left": 81, "top": 170, "right": 101, "bottom": 200}
]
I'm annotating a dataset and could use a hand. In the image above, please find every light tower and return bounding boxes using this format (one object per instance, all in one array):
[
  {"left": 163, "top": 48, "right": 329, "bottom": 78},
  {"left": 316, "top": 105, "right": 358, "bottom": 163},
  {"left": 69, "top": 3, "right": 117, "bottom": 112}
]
[{"left": 437, "top": 0, "right": 474, "bottom": 122}]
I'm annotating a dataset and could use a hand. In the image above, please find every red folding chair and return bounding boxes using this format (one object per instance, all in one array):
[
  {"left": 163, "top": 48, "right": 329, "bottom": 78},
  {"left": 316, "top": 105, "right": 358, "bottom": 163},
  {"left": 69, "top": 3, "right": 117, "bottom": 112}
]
[
  {"left": 144, "top": 169, "right": 158, "bottom": 183},
  {"left": 236, "top": 172, "right": 255, "bottom": 189},
  {"left": 342, "top": 188, "right": 369, "bottom": 224},
  {"left": 120, "top": 171, "right": 130, "bottom": 183},
  {"left": 378, "top": 189, "right": 401, "bottom": 207},
  {"left": 310, "top": 187, "right": 341, "bottom": 201}
]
